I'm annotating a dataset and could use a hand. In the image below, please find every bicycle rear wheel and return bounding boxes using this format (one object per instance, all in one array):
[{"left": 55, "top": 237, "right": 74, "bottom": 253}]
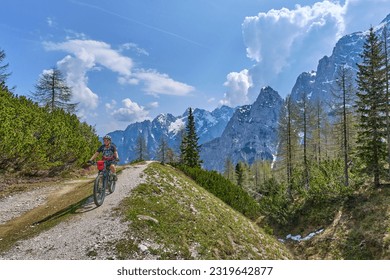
[{"left": 93, "top": 175, "right": 106, "bottom": 206}]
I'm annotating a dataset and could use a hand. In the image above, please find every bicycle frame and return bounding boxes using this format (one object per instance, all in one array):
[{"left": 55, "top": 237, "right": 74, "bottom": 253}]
[{"left": 93, "top": 160, "right": 116, "bottom": 207}]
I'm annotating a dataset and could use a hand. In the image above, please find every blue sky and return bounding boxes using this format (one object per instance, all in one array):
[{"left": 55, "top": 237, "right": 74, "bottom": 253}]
[{"left": 2, "top": 0, "right": 390, "bottom": 136}]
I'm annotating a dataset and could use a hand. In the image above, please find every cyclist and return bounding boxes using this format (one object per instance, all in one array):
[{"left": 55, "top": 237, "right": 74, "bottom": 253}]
[{"left": 88, "top": 135, "right": 119, "bottom": 181}]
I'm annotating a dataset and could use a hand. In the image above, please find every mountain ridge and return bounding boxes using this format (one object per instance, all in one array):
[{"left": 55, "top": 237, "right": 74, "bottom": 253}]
[{"left": 106, "top": 13, "right": 390, "bottom": 172}]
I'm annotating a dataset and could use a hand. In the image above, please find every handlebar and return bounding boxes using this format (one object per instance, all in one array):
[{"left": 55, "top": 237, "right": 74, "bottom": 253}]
[{"left": 87, "top": 159, "right": 119, "bottom": 165}]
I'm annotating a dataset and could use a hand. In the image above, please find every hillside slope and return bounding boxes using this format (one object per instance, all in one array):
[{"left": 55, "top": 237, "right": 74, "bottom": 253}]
[
  {"left": 115, "top": 162, "right": 292, "bottom": 260},
  {"left": 280, "top": 186, "right": 390, "bottom": 260}
]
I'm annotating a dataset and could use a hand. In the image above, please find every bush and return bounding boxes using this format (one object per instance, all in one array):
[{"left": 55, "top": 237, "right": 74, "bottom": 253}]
[
  {"left": 0, "top": 89, "right": 100, "bottom": 175},
  {"left": 174, "top": 164, "right": 261, "bottom": 220}
]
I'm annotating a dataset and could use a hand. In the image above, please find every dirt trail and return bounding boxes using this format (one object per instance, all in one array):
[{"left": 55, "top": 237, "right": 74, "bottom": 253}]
[{"left": 0, "top": 162, "right": 149, "bottom": 260}]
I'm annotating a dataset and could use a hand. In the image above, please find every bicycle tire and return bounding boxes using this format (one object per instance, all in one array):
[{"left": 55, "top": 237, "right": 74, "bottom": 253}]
[
  {"left": 93, "top": 174, "right": 106, "bottom": 206},
  {"left": 108, "top": 179, "right": 116, "bottom": 193}
]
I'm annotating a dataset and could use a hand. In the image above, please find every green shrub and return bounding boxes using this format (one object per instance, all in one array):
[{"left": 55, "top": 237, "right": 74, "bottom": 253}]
[
  {"left": 173, "top": 164, "right": 261, "bottom": 220},
  {"left": 0, "top": 89, "right": 100, "bottom": 175}
]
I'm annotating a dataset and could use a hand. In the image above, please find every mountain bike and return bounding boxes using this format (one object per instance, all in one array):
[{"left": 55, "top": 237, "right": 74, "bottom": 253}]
[{"left": 90, "top": 160, "right": 116, "bottom": 207}]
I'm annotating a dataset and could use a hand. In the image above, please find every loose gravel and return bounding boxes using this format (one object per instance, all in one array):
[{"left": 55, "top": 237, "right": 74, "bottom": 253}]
[{"left": 0, "top": 163, "right": 149, "bottom": 260}]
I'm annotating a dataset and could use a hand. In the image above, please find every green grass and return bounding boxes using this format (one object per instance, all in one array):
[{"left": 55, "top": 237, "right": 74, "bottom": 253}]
[
  {"left": 115, "top": 162, "right": 292, "bottom": 260},
  {"left": 284, "top": 186, "right": 390, "bottom": 260}
]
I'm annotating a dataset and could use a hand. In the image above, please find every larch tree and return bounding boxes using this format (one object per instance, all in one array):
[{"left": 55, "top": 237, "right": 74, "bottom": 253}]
[
  {"left": 297, "top": 91, "right": 314, "bottom": 189},
  {"left": 32, "top": 67, "right": 78, "bottom": 114},
  {"left": 332, "top": 65, "right": 357, "bottom": 186},
  {"left": 136, "top": 133, "right": 149, "bottom": 161},
  {"left": 0, "top": 48, "right": 12, "bottom": 91},
  {"left": 157, "top": 136, "right": 170, "bottom": 164},
  {"left": 223, "top": 156, "right": 236, "bottom": 182},
  {"left": 277, "top": 94, "right": 299, "bottom": 196}
]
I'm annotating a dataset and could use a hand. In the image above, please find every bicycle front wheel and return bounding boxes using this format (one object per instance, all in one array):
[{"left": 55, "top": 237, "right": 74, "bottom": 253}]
[
  {"left": 108, "top": 178, "right": 116, "bottom": 193},
  {"left": 93, "top": 175, "right": 106, "bottom": 206}
]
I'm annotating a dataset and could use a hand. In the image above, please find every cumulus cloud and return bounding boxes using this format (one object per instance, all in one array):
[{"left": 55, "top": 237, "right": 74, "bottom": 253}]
[
  {"left": 56, "top": 55, "right": 99, "bottom": 110},
  {"left": 222, "top": 0, "right": 347, "bottom": 100},
  {"left": 243, "top": 1, "right": 345, "bottom": 65},
  {"left": 110, "top": 98, "right": 151, "bottom": 122},
  {"left": 220, "top": 69, "right": 252, "bottom": 106}
]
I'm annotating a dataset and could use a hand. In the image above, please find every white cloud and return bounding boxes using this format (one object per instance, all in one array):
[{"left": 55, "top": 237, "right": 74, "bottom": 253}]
[
  {"left": 243, "top": 1, "right": 345, "bottom": 65},
  {"left": 119, "top": 42, "right": 149, "bottom": 56},
  {"left": 147, "top": 101, "right": 159, "bottom": 109},
  {"left": 46, "top": 17, "right": 55, "bottom": 27},
  {"left": 44, "top": 39, "right": 194, "bottom": 114},
  {"left": 111, "top": 98, "right": 151, "bottom": 122},
  {"left": 105, "top": 100, "right": 117, "bottom": 110},
  {"left": 45, "top": 39, "right": 134, "bottom": 76},
  {"left": 130, "top": 69, "right": 195, "bottom": 96},
  {"left": 56, "top": 55, "right": 99, "bottom": 112},
  {"left": 44, "top": 39, "right": 133, "bottom": 113},
  {"left": 230, "top": 0, "right": 347, "bottom": 98},
  {"left": 220, "top": 69, "right": 252, "bottom": 106}
]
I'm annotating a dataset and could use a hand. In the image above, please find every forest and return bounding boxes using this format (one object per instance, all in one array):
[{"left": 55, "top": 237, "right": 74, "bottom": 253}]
[{"left": 212, "top": 27, "right": 390, "bottom": 234}]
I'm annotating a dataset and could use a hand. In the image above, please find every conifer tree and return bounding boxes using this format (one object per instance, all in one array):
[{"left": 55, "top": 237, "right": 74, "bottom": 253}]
[
  {"left": 382, "top": 25, "right": 390, "bottom": 179},
  {"left": 235, "top": 162, "right": 246, "bottom": 188},
  {"left": 180, "top": 107, "right": 202, "bottom": 168},
  {"left": 223, "top": 156, "right": 235, "bottom": 182},
  {"left": 157, "top": 136, "right": 170, "bottom": 164},
  {"left": 356, "top": 27, "right": 387, "bottom": 188},
  {"left": 311, "top": 98, "right": 329, "bottom": 164},
  {"left": 0, "top": 48, "right": 12, "bottom": 90},
  {"left": 251, "top": 160, "right": 272, "bottom": 188},
  {"left": 297, "top": 91, "right": 313, "bottom": 189},
  {"left": 332, "top": 65, "right": 357, "bottom": 186},
  {"left": 277, "top": 94, "right": 299, "bottom": 194},
  {"left": 32, "top": 67, "right": 78, "bottom": 114},
  {"left": 136, "top": 133, "right": 148, "bottom": 161}
]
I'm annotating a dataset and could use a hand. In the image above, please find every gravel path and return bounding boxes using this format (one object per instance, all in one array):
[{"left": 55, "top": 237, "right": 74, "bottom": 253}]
[{"left": 0, "top": 163, "right": 149, "bottom": 260}]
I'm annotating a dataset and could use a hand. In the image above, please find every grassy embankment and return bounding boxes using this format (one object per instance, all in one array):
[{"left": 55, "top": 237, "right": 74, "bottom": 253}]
[{"left": 113, "top": 162, "right": 292, "bottom": 260}]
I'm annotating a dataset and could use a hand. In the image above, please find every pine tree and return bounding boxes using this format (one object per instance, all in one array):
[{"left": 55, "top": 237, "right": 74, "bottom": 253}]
[
  {"left": 235, "top": 162, "right": 246, "bottom": 188},
  {"left": 356, "top": 27, "right": 387, "bottom": 188},
  {"left": 32, "top": 67, "right": 78, "bottom": 114},
  {"left": 180, "top": 107, "right": 202, "bottom": 168}
]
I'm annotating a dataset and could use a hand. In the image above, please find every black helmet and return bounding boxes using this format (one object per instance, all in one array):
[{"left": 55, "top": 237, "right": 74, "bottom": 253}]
[{"left": 103, "top": 135, "right": 111, "bottom": 141}]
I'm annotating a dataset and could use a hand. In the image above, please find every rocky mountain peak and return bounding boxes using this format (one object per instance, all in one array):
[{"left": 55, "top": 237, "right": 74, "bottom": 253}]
[{"left": 201, "top": 87, "right": 283, "bottom": 171}]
